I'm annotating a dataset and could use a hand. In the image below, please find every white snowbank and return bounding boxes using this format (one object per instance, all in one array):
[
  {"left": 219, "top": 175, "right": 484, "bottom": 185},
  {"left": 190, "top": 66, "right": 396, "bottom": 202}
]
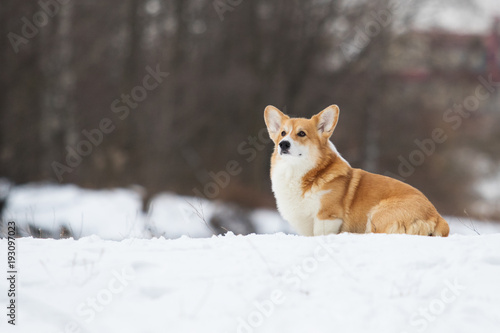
[
  {"left": 250, "top": 209, "right": 294, "bottom": 235},
  {"left": 0, "top": 233, "right": 499, "bottom": 332},
  {"left": 445, "top": 216, "right": 500, "bottom": 235},
  {"left": 2, "top": 184, "right": 144, "bottom": 239},
  {"left": 2, "top": 184, "right": 500, "bottom": 240},
  {"left": 2, "top": 184, "right": 295, "bottom": 239},
  {"left": 146, "top": 192, "right": 216, "bottom": 238}
]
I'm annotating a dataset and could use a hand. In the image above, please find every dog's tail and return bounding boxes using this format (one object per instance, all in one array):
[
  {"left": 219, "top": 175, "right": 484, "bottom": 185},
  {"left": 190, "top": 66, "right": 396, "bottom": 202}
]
[{"left": 432, "top": 216, "right": 450, "bottom": 237}]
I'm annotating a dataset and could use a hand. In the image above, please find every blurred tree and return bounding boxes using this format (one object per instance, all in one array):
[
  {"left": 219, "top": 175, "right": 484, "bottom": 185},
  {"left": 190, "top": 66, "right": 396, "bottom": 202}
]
[
  {"left": 40, "top": 1, "right": 76, "bottom": 179},
  {"left": 0, "top": 0, "right": 498, "bottom": 219}
]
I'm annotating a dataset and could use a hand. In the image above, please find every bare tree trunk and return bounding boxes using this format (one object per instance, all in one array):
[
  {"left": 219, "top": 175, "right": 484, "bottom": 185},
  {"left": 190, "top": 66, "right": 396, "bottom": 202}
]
[
  {"left": 0, "top": 3, "right": 7, "bottom": 177},
  {"left": 40, "top": 1, "right": 76, "bottom": 180},
  {"left": 360, "top": 1, "right": 392, "bottom": 173},
  {"left": 361, "top": 54, "right": 384, "bottom": 173},
  {"left": 116, "top": 0, "right": 143, "bottom": 184}
]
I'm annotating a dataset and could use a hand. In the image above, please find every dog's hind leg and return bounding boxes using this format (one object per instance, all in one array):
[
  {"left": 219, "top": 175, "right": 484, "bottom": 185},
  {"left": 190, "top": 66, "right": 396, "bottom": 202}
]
[{"left": 369, "top": 200, "right": 436, "bottom": 236}]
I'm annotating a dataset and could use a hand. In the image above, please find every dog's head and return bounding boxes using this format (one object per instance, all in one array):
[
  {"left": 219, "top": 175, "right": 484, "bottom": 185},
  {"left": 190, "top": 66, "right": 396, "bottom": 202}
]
[{"left": 264, "top": 105, "right": 340, "bottom": 163}]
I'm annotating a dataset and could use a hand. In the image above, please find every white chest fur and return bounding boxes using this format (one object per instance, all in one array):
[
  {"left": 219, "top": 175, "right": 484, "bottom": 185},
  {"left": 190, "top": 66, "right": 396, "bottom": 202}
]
[{"left": 271, "top": 159, "right": 327, "bottom": 236}]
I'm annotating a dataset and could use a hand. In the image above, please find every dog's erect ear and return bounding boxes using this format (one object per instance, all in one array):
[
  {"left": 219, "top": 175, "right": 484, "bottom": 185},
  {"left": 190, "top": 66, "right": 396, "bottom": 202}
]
[
  {"left": 312, "top": 105, "right": 339, "bottom": 138},
  {"left": 264, "top": 105, "right": 289, "bottom": 137}
]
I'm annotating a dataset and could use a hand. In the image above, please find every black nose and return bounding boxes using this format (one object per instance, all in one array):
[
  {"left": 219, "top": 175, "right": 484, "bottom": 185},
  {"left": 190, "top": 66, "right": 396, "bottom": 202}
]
[{"left": 279, "top": 140, "right": 290, "bottom": 150}]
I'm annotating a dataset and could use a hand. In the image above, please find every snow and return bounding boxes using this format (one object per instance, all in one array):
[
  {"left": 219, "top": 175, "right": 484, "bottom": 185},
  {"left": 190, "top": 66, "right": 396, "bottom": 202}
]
[
  {"left": 2, "top": 184, "right": 144, "bottom": 240},
  {"left": 1, "top": 184, "right": 500, "bottom": 332},
  {"left": 337, "top": 0, "right": 500, "bottom": 35},
  {"left": 474, "top": 170, "right": 500, "bottom": 217},
  {"left": 146, "top": 193, "right": 215, "bottom": 238},
  {"left": 1, "top": 232, "right": 500, "bottom": 332},
  {"left": 250, "top": 209, "right": 294, "bottom": 235},
  {"left": 2, "top": 184, "right": 295, "bottom": 240},
  {"left": 412, "top": 0, "right": 500, "bottom": 34},
  {"left": 2, "top": 183, "right": 500, "bottom": 240},
  {"left": 445, "top": 216, "right": 500, "bottom": 235}
]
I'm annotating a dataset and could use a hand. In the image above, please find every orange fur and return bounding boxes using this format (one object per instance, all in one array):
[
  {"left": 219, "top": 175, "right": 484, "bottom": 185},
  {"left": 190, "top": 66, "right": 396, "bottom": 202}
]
[{"left": 264, "top": 105, "right": 450, "bottom": 237}]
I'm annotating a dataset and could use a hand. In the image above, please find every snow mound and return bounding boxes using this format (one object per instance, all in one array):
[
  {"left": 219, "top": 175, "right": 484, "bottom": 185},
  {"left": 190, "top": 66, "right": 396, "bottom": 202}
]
[
  {"left": 2, "top": 184, "right": 144, "bottom": 239},
  {"left": 146, "top": 193, "right": 216, "bottom": 238},
  {"left": 2, "top": 183, "right": 500, "bottom": 240},
  {"left": 0, "top": 233, "right": 499, "bottom": 332}
]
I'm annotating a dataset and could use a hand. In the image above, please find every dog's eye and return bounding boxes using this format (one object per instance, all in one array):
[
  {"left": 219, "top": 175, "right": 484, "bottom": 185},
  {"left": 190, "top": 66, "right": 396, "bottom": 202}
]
[
  {"left": 281, "top": 131, "right": 286, "bottom": 137},
  {"left": 297, "top": 131, "right": 306, "bottom": 137}
]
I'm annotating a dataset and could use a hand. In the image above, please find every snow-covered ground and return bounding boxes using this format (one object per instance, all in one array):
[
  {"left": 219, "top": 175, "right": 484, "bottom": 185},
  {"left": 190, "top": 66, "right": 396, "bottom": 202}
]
[
  {"left": 2, "top": 183, "right": 499, "bottom": 240},
  {"left": 1, "top": 183, "right": 293, "bottom": 240},
  {"left": 1, "top": 184, "right": 145, "bottom": 239},
  {"left": 1, "top": 184, "right": 500, "bottom": 332},
  {"left": 1, "top": 232, "right": 499, "bottom": 332}
]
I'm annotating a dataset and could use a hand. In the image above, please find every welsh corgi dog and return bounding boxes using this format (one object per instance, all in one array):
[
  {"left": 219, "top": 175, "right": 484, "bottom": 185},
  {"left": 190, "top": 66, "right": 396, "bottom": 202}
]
[{"left": 264, "top": 105, "right": 450, "bottom": 237}]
